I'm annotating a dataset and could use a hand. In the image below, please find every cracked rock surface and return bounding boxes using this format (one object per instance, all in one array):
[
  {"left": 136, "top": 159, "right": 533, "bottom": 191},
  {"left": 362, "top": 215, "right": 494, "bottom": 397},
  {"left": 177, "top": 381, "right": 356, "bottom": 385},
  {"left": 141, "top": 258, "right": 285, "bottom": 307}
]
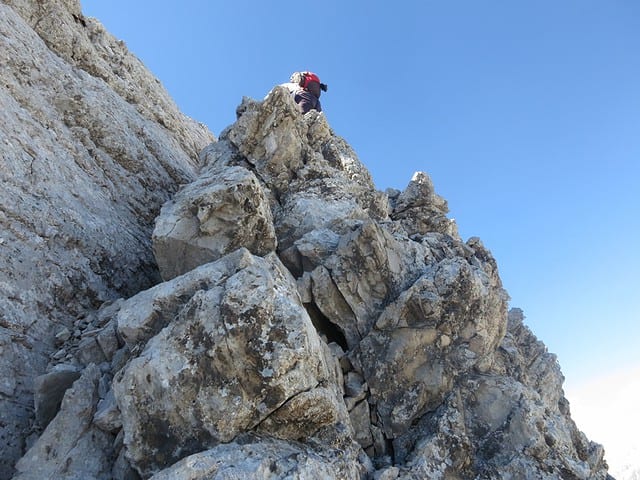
[
  {"left": 1, "top": 2, "right": 613, "bottom": 479},
  {"left": 0, "top": 0, "right": 212, "bottom": 477},
  {"left": 112, "top": 249, "right": 357, "bottom": 477}
]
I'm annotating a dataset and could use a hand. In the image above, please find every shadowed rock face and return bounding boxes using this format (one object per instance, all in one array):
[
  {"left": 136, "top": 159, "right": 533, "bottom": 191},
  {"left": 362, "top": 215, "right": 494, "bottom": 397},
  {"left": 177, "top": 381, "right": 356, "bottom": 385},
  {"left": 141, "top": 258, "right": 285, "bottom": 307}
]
[{"left": 1, "top": 2, "right": 613, "bottom": 480}]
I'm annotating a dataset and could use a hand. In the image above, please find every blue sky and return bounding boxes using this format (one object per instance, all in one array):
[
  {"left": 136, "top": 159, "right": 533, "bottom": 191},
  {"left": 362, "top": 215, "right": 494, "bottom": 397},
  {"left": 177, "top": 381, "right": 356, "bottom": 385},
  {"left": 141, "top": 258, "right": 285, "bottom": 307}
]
[{"left": 81, "top": 1, "right": 639, "bottom": 395}]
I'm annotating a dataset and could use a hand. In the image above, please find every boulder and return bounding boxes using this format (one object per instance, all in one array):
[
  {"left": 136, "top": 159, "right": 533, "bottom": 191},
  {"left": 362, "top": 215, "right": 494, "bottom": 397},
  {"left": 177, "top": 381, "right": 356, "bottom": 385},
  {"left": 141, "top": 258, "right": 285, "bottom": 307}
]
[
  {"left": 33, "top": 364, "right": 81, "bottom": 428},
  {"left": 355, "top": 252, "right": 508, "bottom": 437},
  {"left": 13, "top": 364, "right": 114, "bottom": 480},
  {"left": 153, "top": 166, "right": 276, "bottom": 280},
  {"left": 113, "top": 250, "right": 350, "bottom": 476},
  {"left": 115, "top": 248, "right": 257, "bottom": 348},
  {"left": 149, "top": 434, "right": 366, "bottom": 480}
]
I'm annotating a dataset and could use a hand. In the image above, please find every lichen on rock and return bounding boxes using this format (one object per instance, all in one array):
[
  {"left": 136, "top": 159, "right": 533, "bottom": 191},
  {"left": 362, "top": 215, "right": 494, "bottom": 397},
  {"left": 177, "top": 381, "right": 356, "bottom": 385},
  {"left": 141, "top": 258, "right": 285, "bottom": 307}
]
[
  {"left": 0, "top": 3, "right": 613, "bottom": 479},
  {"left": 0, "top": 1, "right": 212, "bottom": 476}
]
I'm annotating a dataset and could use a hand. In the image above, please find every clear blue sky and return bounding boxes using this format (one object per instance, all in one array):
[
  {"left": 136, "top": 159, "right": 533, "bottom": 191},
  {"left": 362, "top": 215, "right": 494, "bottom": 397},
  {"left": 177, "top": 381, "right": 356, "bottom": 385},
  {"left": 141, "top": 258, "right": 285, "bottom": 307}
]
[{"left": 81, "top": 1, "right": 639, "bottom": 389}]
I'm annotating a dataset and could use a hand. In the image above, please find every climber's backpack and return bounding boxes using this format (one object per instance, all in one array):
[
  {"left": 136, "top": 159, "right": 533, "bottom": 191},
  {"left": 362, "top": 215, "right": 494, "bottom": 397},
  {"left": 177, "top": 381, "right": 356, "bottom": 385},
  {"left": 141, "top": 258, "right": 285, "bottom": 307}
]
[{"left": 290, "top": 71, "right": 327, "bottom": 92}]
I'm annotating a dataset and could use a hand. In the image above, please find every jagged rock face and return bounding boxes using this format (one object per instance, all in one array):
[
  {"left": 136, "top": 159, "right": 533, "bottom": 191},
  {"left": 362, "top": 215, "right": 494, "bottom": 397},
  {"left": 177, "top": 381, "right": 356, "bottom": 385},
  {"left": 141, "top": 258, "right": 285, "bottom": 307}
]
[
  {"left": 391, "top": 309, "right": 609, "bottom": 479},
  {"left": 389, "top": 171, "right": 458, "bottom": 238},
  {"left": 112, "top": 249, "right": 358, "bottom": 477},
  {"left": 96, "top": 86, "right": 608, "bottom": 478},
  {"left": 2, "top": 3, "right": 613, "bottom": 479},
  {"left": 152, "top": 166, "right": 277, "bottom": 280},
  {"left": 0, "top": 1, "right": 213, "bottom": 477},
  {"left": 3, "top": 0, "right": 208, "bottom": 158}
]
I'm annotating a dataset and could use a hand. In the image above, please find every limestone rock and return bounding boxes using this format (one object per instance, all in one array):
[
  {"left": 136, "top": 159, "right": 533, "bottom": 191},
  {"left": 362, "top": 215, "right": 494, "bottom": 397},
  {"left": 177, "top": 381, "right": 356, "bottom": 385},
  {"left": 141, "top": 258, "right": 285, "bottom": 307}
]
[
  {"left": 203, "top": 87, "right": 389, "bottom": 253},
  {"left": 112, "top": 448, "right": 141, "bottom": 480},
  {"left": 113, "top": 86, "right": 610, "bottom": 479},
  {"left": 375, "top": 466, "right": 401, "bottom": 480},
  {"left": 13, "top": 364, "right": 114, "bottom": 480},
  {"left": 0, "top": 1, "right": 213, "bottom": 475},
  {"left": 152, "top": 166, "right": 276, "bottom": 280},
  {"left": 390, "top": 171, "right": 458, "bottom": 238},
  {"left": 113, "top": 249, "right": 349, "bottom": 476},
  {"left": 494, "top": 308, "right": 566, "bottom": 408},
  {"left": 96, "top": 319, "right": 120, "bottom": 361},
  {"left": 0, "top": 3, "right": 614, "bottom": 477},
  {"left": 77, "top": 335, "right": 107, "bottom": 366},
  {"left": 115, "top": 248, "right": 257, "bottom": 349},
  {"left": 149, "top": 434, "right": 366, "bottom": 480},
  {"left": 312, "top": 220, "right": 429, "bottom": 345},
  {"left": 157, "top": 87, "right": 607, "bottom": 479},
  {"left": 256, "top": 387, "right": 345, "bottom": 440},
  {"left": 3, "top": 0, "right": 211, "bottom": 160},
  {"left": 388, "top": 309, "right": 611, "bottom": 479},
  {"left": 33, "top": 364, "right": 81, "bottom": 429},
  {"left": 93, "top": 388, "right": 122, "bottom": 433},
  {"left": 355, "top": 251, "right": 508, "bottom": 437}
]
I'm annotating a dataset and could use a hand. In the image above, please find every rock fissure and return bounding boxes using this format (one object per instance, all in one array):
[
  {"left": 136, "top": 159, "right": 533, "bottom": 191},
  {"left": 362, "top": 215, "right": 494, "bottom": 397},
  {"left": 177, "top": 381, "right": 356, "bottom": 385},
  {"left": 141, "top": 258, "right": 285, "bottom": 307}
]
[
  {"left": 253, "top": 380, "right": 322, "bottom": 428},
  {"left": 303, "top": 301, "right": 349, "bottom": 351}
]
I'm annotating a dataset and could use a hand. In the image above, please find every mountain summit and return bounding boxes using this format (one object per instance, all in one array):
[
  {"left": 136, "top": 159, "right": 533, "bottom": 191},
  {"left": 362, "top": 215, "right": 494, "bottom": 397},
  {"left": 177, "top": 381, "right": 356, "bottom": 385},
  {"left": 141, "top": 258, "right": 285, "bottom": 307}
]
[{"left": 1, "top": 1, "right": 612, "bottom": 479}]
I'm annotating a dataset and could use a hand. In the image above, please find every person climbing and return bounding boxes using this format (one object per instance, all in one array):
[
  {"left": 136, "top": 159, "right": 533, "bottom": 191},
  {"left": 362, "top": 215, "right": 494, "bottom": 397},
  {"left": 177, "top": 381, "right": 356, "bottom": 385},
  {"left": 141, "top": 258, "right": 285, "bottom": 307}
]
[{"left": 288, "top": 71, "right": 327, "bottom": 114}]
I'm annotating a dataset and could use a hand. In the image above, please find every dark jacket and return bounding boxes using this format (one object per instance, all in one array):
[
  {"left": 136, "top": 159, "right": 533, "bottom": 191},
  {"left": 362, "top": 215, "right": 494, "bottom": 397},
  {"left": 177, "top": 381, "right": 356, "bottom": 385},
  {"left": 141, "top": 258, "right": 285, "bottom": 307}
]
[{"left": 294, "top": 81, "right": 322, "bottom": 114}]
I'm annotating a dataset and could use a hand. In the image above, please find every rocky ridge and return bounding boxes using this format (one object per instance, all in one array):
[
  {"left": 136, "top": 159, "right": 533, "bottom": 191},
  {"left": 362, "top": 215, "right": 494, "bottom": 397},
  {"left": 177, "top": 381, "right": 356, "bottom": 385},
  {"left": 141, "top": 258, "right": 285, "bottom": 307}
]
[{"left": 1, "top": 1, "right": 612, "bottom": 479}]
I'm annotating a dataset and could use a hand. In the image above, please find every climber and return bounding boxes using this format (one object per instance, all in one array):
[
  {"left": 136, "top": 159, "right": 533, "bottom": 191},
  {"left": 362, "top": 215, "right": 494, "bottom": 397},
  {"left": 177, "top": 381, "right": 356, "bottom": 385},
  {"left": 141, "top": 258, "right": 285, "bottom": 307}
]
[{"left": 288, "top": 71, "right": 327, "bottom": 114}]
